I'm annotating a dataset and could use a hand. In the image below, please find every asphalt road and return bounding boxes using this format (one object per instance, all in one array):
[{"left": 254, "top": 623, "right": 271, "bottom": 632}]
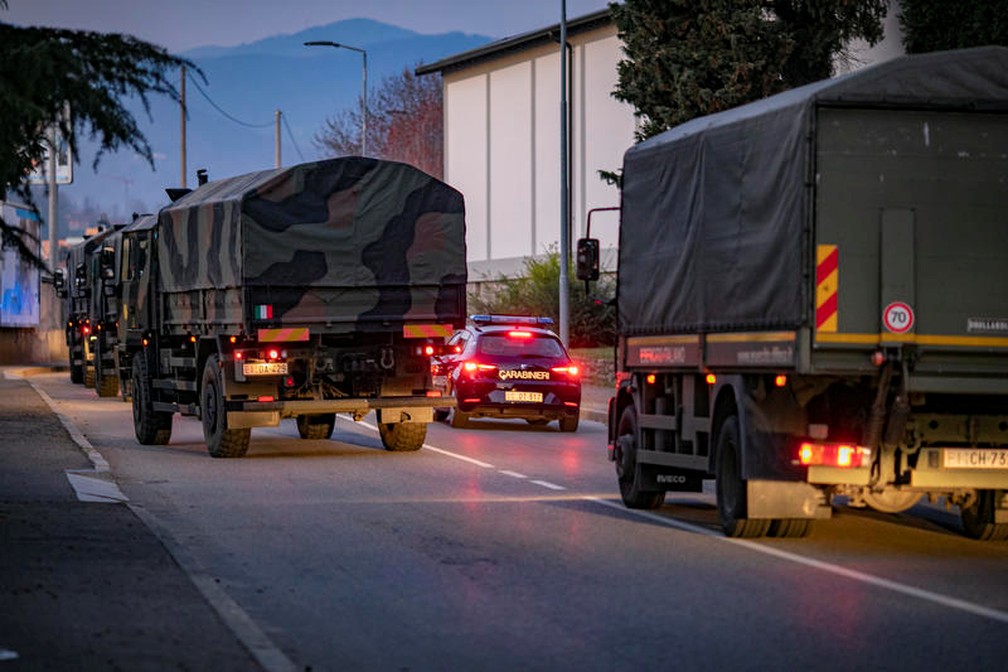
[{"left": 25, "top": 371, "right": 1008, "bottom": 671}]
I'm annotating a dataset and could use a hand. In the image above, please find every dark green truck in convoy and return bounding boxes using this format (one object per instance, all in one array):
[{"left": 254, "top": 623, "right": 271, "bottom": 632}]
[
  {"left": 579, "top": 47, "right": 1008, "bottom": 540},
  {"left": 122, "top": 158, "right": 467, "bottom": 457}
]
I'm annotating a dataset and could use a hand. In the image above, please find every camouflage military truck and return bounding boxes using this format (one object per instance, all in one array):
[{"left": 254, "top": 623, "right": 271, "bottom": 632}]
[
  {"left": 124, "top": 157, "right": 467, "bottom": 457},
  {"left": 53, "top": 227, "right": 120, "bottom": 387},
  {"left": 87, "top": 219, "right": 144, "bottom": 399},
  {"left": 579, "top": 47, "right": 1008, "bottom": 540}
]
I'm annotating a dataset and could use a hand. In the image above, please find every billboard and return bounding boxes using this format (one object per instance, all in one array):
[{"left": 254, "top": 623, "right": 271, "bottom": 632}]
[{"left": 0, "top": 202, "right": 41, "bottom": 327}]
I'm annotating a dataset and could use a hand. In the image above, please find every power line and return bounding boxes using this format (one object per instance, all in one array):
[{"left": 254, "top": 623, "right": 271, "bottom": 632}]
[{"left": 186, "top": 75, "right": 273, "bottom": 129}]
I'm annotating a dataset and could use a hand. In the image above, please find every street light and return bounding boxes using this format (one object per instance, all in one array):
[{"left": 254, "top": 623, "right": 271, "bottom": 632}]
[{"left": 304, "top": 40, "right": 368, "bottom": 156}]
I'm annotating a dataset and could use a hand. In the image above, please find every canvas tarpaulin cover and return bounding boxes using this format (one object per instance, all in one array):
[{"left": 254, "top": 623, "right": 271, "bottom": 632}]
[{"left": 618, "top": 46, "right": 1008, "bottom": 336}]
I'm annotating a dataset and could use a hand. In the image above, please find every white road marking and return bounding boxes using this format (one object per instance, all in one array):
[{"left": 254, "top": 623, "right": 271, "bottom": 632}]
[
  {"left": 588, "top": 497, "right": 1008, "bottom": 625},
  {"left": 65, "top": 470, "right": 129, "bottom": 503},
  {"left": 26, "top": 378, "right": 110, "bottom": 472},
  {"left": 499, "top": 470, "right": 528, "bottom": 479},
  {"left": 0, "top": 648, "right": 19, "bottom": 661},
  {"left": 354, "top": 419, "right": 496, "bottom": 468},
  {"left": 531, "top": 480, "right": 566, "bottom": 491}
]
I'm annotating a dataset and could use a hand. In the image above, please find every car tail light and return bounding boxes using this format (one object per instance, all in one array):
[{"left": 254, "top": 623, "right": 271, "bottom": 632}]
[
  {"left": 463, "top": 361, "right": 496, "bottom": 374},
  {"left": 551, "top": 365, "right": 579, "bottom": 377},
  {"left": 431, "top": 362, "right": 444, "bottom": 376},
  {"left": 798, "top": 442, "right": 871, "bottom": 468},
  {"left": 507, "top": 330, "right": 533, "bottom": 339}
]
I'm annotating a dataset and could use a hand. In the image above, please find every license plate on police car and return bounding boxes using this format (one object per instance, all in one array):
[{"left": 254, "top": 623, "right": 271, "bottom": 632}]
[
  {"left": 242, "top": 362, "right": 288, "bottom": 376},
  {"left": 505, "top": 390, "right": 543, "bottom": 403},
  {"left": 943, "top": 449, "right": 1008, "bottom": 469}
]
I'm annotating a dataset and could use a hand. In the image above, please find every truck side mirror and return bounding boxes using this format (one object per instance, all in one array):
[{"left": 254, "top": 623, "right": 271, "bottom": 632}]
[
  {"left": 74, "top": 263, "right": 89, "bottom": 297},
  {"left": 576, "top": 238, "right": 600, "bottom": 282},
  {"left": 53, "top": 268, "right": 66, "bottom": 298},
  {"left": 100, "top": 247, "right": 116, "bottom": 282}
]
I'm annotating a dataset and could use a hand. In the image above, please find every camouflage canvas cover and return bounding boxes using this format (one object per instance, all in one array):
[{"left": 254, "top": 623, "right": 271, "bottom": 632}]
[{"left": 156, "top": 158, "right": 467, "bottom": 333}]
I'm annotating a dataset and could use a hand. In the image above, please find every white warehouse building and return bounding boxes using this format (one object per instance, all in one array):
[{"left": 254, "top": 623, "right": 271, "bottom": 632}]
[
  {"left": 417, "top": 6, "right": 905, "bottom": 281},
  {"left": 417, "top": 9, "right": 632, "bottom": 280}
]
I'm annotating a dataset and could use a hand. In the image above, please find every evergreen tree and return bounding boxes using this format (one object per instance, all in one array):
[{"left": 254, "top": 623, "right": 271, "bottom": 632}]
[
  {"left": 899, "top": 0, "right": 1008, "bottom": 53},
  {"left": 610, "top": 0, "right": 887, "bottom": 140},
  {"left": 0, "top": 0, "right": 194, "bottom": 270}
]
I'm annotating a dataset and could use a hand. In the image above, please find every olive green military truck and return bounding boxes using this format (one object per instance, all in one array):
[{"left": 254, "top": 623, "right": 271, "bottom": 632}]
[
  {"left": 578, "top": 47, "right": 1008, "bottom": 540},
  {"left": 123, "top": 158, "right": 467, "bottom": 457}
]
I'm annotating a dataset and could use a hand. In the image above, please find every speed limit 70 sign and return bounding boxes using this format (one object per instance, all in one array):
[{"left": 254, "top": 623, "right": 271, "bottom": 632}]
[{"left": 883, "top": 302, "right": 914, "bottom": 334}]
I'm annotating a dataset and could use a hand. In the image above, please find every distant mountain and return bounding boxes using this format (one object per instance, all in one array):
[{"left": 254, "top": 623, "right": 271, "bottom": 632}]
[{"left": 58, "top": 19, "right": 490, "bottom": 233}]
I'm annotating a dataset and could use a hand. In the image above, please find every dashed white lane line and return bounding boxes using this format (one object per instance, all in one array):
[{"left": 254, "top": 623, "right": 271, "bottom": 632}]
[
  {"left": 499, "top": 470, "right": 528, "bottom": 479},
  {"left": 347, "top": 417, "right": 1008, "bottom": 625},
  {"left": 531, "top": 480, "right": 566, "bottom": 491}
]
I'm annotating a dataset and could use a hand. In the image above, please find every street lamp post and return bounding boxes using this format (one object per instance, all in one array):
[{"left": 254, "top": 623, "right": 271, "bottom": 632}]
[{"left": 304, "top": 40, "right": 368, "bottom": 156}]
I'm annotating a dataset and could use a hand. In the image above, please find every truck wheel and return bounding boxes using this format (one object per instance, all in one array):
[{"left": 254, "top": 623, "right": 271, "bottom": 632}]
[
  {"left": 132, "top": 355, "right": 172, "bottom": 445},
  {"left": 767, "top": 519, "right": 812, "bottom": 538},
  {"left": 378, "top": 421, "right": 427, "bottom": 451},
  {"left": 201, "top": 355, "right": 250, "bottom": 458},
  {"left": 296, "top": 413, "right": 336, "bottom": 440},
  {"left": 94, "top": 343, "right": 119, "bottom": 398},
  {"left": 69, "top": 349, "right": 84, "bottom": 384},
  {"left": 615, "top": 406, "right": 664, "bottom": 510},
  {"left": 715, "top": 415, "right": 769, "bottom": 538},
  {"left": 449, "top": 407, "right": 469, "bottom": 429},
  {"left": 961, "top": 490, "right": 1008, "bottom": 541},
  {"left": 559, "top": 412, "right": 580, "bottom": 433}
]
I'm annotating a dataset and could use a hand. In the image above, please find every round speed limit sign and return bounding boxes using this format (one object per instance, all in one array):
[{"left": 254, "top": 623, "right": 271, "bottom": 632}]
[{"left": 883, "top": 301, "right": 914, "bottom": 334}]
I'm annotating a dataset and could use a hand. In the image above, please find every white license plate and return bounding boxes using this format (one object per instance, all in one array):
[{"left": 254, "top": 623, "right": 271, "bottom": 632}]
[
  {"left": 505, "top": 390, "right": 543, "bottom": 403},
  {"left": 943, "top": 449, "right": 1008, "bottom": 469},
  {"left": 242, "top": 362, "right": 288, "bottom": 376}
]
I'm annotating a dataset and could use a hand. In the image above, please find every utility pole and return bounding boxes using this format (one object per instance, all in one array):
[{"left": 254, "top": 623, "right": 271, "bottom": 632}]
[
  {"left": 559, "top": 0, "right": 570, "bottom": 346},
  {"left": 47, "top": 126, "right": 58, "bottom": 272},
  {"left": 275, "top": 109, "right": 282, "bottom": 168},
  {"left": 180, "top": 65, "right": 187, "bottom": 188}
]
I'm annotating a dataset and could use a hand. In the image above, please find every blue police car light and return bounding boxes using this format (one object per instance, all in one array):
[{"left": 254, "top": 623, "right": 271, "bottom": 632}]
[{"left": 470, "top": 314, "right": 555, "bottom": 327}]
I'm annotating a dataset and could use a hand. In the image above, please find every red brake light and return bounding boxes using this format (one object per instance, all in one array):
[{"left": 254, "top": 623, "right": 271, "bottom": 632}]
[
  {"left": 798, "top": 442, "right": 871, "bottom": 468},
  {"left": 424, "top": 345, "right": 435, "bottom": 356},
  {"left": 508, "top": 330, "right": 533, "bottom": 339},
  {"left": 463, "top": 360, "right": 496, "bottom": 373},
  {"left": 268, "top": 349, "right": 280, "bottom": 360},
  {"left": 551, "top": 365, "right": 580, "bottom": 377}
]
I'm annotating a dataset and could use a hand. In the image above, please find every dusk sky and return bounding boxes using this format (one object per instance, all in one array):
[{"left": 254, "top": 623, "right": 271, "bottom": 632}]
[{"left": 3, "top": 0, "right": 614, "bottom": 52}]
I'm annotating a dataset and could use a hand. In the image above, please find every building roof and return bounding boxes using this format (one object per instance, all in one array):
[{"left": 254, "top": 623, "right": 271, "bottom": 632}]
[{"left": 416, "top": 8, "right": 613, "bottom": 76}]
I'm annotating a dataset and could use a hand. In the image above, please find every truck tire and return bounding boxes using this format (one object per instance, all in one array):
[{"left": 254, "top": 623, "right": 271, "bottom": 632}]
[
  {"left": 378, "top": 421, "right": 427, "bottom": 451},
  {"left": 296, "top": 413, "right": 336, "bottom": 440},
  {"left": 449, "top": 407, "right": 469, "bottom": 429},
  {"left": 94, "top": 342, "right": 119, "bottom": 398},
  {"left": 615, "top": 406, "right": 665, "bottom": 510},
  {"left": 201, "top": 355, "right": 250, "bottom": 458},
  {"left": 132, "top": 355, "right": 172, "bottom": 445},
  {"left": 715, "top": 415, "right": 770, "bottom": 538},
  {"left": 69, "top": 348, "right": 84, "bottom": 384},
  {"left": 767, "top": 518, "right": 812, "bottom": 538},
  {"left": 559, "top": 412, "right": 580, "bottom": 433},
  {"left": 961, "top": 490, "right": 1008, "bottom": 541}
]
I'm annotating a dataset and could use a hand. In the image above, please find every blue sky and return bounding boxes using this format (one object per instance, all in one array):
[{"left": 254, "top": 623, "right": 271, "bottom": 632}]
[{"left": 3, "top": 0, "right": 613, "bottom": 53}]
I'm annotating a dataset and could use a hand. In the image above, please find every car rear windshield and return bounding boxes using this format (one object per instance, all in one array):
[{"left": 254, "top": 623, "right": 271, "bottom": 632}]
[{"left": 477, "top": 333, "right": 565, "bottom": 358}]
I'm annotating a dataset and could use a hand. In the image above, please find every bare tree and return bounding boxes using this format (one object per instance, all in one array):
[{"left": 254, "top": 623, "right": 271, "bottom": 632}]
[{"left": 315, "top": 66, "right": 443, "bottom": 178}]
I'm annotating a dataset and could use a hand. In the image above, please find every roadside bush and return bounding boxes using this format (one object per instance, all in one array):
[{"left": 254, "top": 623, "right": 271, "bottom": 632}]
[{"left": 469, "top": 249, "right": 615, "bottom": 348}]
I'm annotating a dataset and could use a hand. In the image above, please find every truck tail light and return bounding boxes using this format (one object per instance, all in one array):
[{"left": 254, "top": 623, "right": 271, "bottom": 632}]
[{"left": 798, "top": 442, "right": 871, "bottom": 468}]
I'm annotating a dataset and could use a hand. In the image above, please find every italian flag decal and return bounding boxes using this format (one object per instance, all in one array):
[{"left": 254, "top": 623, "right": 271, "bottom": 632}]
[{"left": 255, "top": 304, "right": 273, "bottom": 320}]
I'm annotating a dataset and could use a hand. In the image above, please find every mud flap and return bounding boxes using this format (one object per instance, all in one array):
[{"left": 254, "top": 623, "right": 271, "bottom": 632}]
[{"left": 747, "top": 480, "right": 832, "bottom": 519}]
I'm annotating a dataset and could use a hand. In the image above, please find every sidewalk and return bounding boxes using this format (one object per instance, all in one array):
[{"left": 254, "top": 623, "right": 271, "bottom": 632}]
[{"left": 0, "top": 372, "right": 264, "bottom": 671}]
